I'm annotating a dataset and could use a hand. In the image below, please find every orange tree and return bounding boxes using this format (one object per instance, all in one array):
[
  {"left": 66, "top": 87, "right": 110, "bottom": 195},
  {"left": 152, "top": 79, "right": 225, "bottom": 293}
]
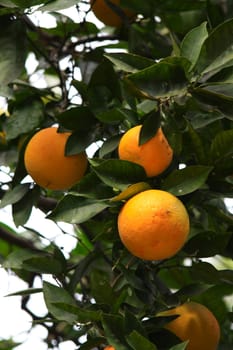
[{"left": 0, "top": 1, "right": 233, "bottom": 349}]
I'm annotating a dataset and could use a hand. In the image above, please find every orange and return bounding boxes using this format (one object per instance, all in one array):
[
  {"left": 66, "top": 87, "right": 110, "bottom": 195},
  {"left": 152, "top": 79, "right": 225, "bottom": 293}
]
[
  {"left": 90, "top": 0, "right": 135, "bottom": 27},
  {"left": 104, "top": 347, "right": 115, "bottom": 350},
  {"left": 159, "top": 301, "right": 220, "bottom": 350},
  {"left": 118, "top": 125, "right": 173, "bottom": 178},
  {"left": 117, "top": 189, "right": 189, "bottom": 260},
  {"left": 24, "top": 127, "right": 87, "bottom": 190}
]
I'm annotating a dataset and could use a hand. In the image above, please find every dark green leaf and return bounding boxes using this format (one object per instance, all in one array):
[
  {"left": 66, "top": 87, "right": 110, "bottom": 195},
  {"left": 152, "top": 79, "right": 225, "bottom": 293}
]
[
  {"left": 23, "top": 256, "right": 64, "bottom": 274},
  {"left": 126, "top": 330, "right": 158, "bottom": 350},
  {"left": 184, "top": 232, "right": 230, "bottom": 258},
  {"left": 90, "top": 158, "right": 147, "bottom": 190},
  {"left": 71, "top": 172, "right": 115, "bottom": 199},
  {"left": 96, "top": 108, "right": 127, "bottom": 124},
  {"left": 162, "top": 165, "right": 213, "bottom": 196},
  {"left": 190, "top": 261, "right": 220, "bottom": 284},
  {"left": 210, "top": 129, "right": 233, "bottom": 162},
  {"left": 12, "top": 186, "right": 40, "bottom": 227},
  {"left": 99, "top": 134, "right": 121, "bottom": 158},
  {"left": 127, "top": 58, "right": 189, "bottom": 99},
  {"left": 52, "top": 302, "right": 102, "bottom": 322},
  {"left": 43, "top": 281, "right": 77, "bottom": 324},
  {"left": 65, "top": 130, "right": 94, "bottom": 155},
  {"left": 0, "top": 183, "right": 30, "bottom": 208},
  {"left": 195, "top": 18, "right": 233, "bottom": 76},
  {"left": 3, "top": 249, "right": 43, "bottom": 270},
  {"left": 5, "top": 100, "right": 44, "bottom": 141},
  {"left": 191, "top": 86, "right": 233, "bottom": 118},
  {"left": 102, "top": 313, "right": 128, "bottom": 350},
  {"left": 181, "top": 21, "right": 208, "bottom": 71},
  {"left": 139, "top": 110, "right": 160, "bottom": 145},
  {"left": 56, "top": 106, "right": 96, "bottom": 131},
  {"left": 10, "top": 0, "right": 44, "bottom": 7},
  {"left": 6, "top": 288, "right": 42, "bottom": 297},
  {"left": 47, "top": 195, "right": 109, "bottom": 224},
  {"left": 0, "top": 18, "right": 26, "bottom": 94},
  {"left": 105, "top": 52, "right": 154, "bottom": 73}
]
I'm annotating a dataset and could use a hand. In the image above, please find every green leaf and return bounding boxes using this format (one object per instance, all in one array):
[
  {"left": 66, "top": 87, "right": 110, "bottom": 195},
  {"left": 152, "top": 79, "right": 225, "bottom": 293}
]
[
  {"left": 12, "top": 186, "right": 40, "bottom": 227},
  {"left": 184, "top": 232, "right": 230, "bottom": 258},
  {"left": 195, "top": 18, "right": 233, "bottom": 76},
  {"left": 10, "top": 0, "right": 44, "bottom": 7},
  {"left": 65, "top": 130, "right": 94, "bottom": 155},
  {"left": 43, "top": 281, "right": 77, "bottom": 324},
  {"left": 186, "top": 122, "right": 206, "bottom": 164},
  {"left": 90, "top": 269, "right": 116, "bottom": 305},
  {"left": 169, "top": 341, "right": 189, "bottom": 350},
  {"left": 0, "top": 339, "right": 21, "bottom": 350},
  {"left": 72, "top": 172, "right": 115, "bottom": 199},
  {"left": 5, "top": 100, "right": 44, "bottom": 141},
  {"left": 99, "top": 134, "right": 121, "bottom": 158},
  {"left": 126, "top": 330, "right": 158, "bottom": 350},
  {"left": 47, "top": 195, "right": 109, "bottom": 224},
  {"left": 96, "top": 108, "right": 128, "bottom": 124},
  {"left": 190, "top": 261, "right": 220, "bottom": 284},
  {"left": 6, "top": 288, "right": 42, "bottom": 297},
  {"left": 181, "top": 21, "right": 208, "bottom": 71},
  {"left": 127, "top": 57, "right": 189, "bottom": 99},
  {"left": 139, "top": 110, "right": 160, "bottom": 145},
  {"left": 90, "top": 158, "right": 147, "bottom": 190},
  {"left": 191, "top": 86, "right": 233, "bottom": 118},
  {"left": 162, "top": 165, "right": 213, "bottom": 196},
  {"left": 0, "top": 18, "right": 26, "bottom": 94},
  {"left": 0, "top": 183, "right": 30, "bottom": 208},
  {"left": 51, "top": 302, "right": 102, "bottom": 323},
  {"left": 56, "top": 106, "right": 96, "bottom": 131},
  {"left": 105, "top": 52, "right": 154, "bottom": 73},
  {"left": 102, "top": 313, "right": 128, "bottom": 350},
  {"left": 23, "top": 256, "right": 64, "bottom": 275},
  {"left": 3, "top": 249, "right": 41, "bottom": 270},
  {"left": 210, "top": 129, "right": 233, "bottom": 162},
  {"left": 174, "top": 283, "right": 211, "bottom": 299}
]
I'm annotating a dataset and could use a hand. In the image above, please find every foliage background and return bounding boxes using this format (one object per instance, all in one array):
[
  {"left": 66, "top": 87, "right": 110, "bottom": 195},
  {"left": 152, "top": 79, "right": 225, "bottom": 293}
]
[{"left": 0, "top": 0, "right": 233, "bottom": 349}]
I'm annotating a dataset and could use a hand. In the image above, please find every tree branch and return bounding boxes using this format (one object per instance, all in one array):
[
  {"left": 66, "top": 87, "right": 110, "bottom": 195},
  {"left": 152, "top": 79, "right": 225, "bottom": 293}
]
[{"left": 0, "top": 225, "right": 42, "bottom": 252}]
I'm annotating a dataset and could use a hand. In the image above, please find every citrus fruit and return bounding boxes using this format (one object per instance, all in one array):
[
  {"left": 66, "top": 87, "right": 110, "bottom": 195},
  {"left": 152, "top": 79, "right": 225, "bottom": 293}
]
[
  {"left": 117, "top": 189, "right": 190, "bottom": 260},
  {"left": 159, "top": 301, "right": 220, "bottom": 350},
  {"left": 90, "top": 0, "right": 135, "bottom": 27},
  {"left": 24, "top": 127, "right": 88, "bottom": 190},
  {"left": 118, "top": 125, "right": 173, "bottom": 177},
  {"left": 104, "top": 347, "right": 115, "bottom": 350}
]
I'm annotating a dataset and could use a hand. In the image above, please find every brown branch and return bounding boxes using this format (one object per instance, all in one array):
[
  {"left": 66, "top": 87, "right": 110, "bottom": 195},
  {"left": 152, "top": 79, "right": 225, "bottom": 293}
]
[
  {"left": 37, "top": 196, "right": 57, "bottom": 213},
  {"left": 0, "top": 225, "right": 42, "bottom": 252}
]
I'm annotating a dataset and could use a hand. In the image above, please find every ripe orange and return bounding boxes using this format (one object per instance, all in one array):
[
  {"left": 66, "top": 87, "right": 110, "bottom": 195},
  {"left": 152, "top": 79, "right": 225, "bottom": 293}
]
[
  {"left": 118, "top": 125, "right": 173, "bottom": 178},
  {"left": 24, "top": 127, "right": 88, "bottom": 190},
  {"left": 117, "top": 189, "right": 190, "bottom": 260},
  {"left": 90, "top": 0, "right": 135, "bottom": 27},
  {"left": 159, "top": 301, "right": 220, "bottom": 350},
  {"left": 104, "top": 347, "right": 115, "bottom": 350}
]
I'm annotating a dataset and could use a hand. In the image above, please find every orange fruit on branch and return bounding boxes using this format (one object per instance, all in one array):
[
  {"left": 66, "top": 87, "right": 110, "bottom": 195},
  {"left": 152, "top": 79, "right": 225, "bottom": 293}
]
[
  {"left": 90, "top": 0, "right": 135, "bottom": 27},
  {"left": 117, "top": 189, "right": 190, "bottom": 260},
  {"left": 24, "top": 127, "right": 87, "bottom": 190},
  {"left": 158, "top": 301, "right": 220, "bottom": 350},
  {"left": 118, "top": 125, "right": 173, "bottom": 178},
  {"left": 104, "top": 346, "right": 115, "bottom": 350}
]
